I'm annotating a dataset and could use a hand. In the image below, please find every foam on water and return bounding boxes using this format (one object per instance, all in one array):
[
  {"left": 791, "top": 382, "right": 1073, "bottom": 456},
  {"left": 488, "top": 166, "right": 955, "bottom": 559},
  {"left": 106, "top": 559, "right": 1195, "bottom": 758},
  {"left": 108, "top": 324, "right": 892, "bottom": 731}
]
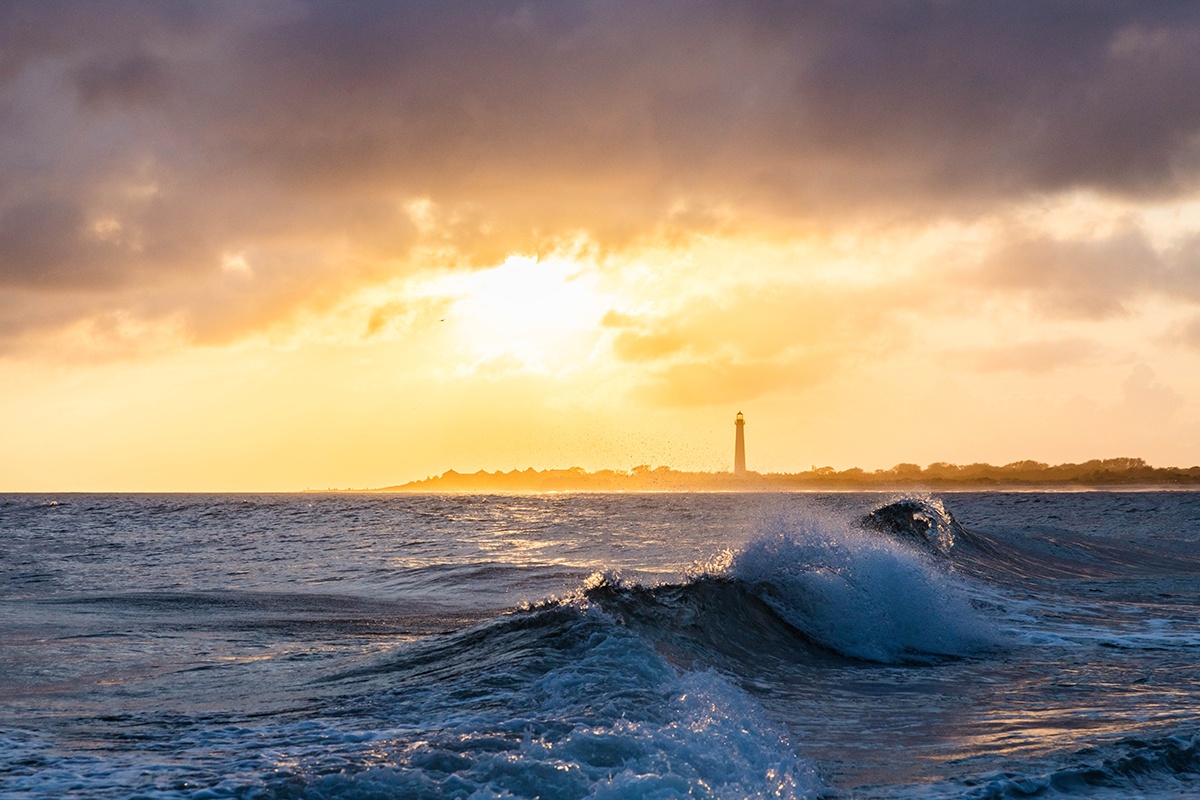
[
  {"left": 0, "top": 599, "right": 827, "bottom": 799},
  {"left": 6, "top": 492, "right": 1200, "bottom": 799},
  {"left": 288, "top": 668, "right": 824, "bottom": 799},
  {"left": 299, "top": 602, "right": 827, "bottom": 800},
  {"left": 730, "top": 513, "right": 1002, "bottom": 662}
]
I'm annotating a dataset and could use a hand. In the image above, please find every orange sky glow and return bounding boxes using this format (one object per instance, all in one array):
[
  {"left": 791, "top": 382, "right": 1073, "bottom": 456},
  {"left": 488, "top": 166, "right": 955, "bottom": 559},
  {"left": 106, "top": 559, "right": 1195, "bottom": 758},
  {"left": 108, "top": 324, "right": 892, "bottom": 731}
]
[{"left": 3, "top": 2, "right": 1200, "bottom": 490}]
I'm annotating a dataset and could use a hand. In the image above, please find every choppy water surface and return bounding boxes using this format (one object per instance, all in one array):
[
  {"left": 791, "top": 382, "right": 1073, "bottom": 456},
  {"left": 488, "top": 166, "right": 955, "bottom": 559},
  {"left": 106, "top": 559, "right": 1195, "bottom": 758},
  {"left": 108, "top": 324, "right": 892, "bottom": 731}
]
[{"left": 3, "top": 491, "right": 1200, "bottom": 798}]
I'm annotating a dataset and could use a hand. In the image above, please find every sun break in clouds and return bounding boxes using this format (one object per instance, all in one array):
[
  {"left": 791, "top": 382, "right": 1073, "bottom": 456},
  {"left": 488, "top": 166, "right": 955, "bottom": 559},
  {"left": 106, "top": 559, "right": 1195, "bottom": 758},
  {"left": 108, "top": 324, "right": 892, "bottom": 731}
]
[{"left": 3, "top": 1, "right": 1200, "bottom": 489}]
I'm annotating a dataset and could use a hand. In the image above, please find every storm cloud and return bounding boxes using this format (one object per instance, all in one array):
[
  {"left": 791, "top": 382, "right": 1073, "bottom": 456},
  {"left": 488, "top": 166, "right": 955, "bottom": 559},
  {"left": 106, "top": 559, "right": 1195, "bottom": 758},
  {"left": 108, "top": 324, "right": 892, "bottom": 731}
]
[{"left": 4, "top": 0, "right": 1200, "bottom": 346}]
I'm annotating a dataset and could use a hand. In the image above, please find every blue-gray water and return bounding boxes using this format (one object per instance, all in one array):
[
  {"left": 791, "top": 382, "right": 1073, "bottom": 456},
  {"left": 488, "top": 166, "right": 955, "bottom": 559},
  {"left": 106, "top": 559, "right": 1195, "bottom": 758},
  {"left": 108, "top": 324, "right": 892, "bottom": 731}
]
[{"left": 3, "top": 491, "right": 1200, "bottom": 798}]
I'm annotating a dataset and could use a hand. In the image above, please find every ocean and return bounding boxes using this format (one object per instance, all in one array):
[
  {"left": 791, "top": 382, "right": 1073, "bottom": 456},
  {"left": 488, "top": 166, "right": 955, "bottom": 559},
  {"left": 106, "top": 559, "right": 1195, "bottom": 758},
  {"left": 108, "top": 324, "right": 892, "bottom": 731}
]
[{"left": 2, "top": 491, "right": 1200, "bottom": 799}]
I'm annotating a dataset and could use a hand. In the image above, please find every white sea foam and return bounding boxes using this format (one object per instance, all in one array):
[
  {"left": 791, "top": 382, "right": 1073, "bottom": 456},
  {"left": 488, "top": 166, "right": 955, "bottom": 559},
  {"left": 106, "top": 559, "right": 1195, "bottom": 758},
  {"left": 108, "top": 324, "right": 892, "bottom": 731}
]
[
  {"left": 7, "top": 492, "right": 1200, "bottom": 799},
  {"left": 0, "top": 602, "right": 827, "bottom": 799},
  {"left": 287, "top": 605, "right": 827, "bottom": 799},
  {"left": 730, "top": 513, "right": 1001, "bottom": 662}
]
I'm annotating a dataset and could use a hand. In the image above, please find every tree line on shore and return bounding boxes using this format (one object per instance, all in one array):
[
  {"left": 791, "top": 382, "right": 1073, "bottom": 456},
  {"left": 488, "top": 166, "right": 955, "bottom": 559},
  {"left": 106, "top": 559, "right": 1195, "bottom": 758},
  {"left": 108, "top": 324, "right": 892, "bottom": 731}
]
[{"left": 381, "top": 458, "right": 1200, "bottom": 492}]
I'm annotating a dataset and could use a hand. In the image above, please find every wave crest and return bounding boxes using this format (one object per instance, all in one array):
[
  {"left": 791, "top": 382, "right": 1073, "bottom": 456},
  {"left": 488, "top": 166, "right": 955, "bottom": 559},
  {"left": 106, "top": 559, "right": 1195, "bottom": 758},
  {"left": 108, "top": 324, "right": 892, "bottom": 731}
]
[{"left": 730, "top": 512, "right": 1000, "bottom": 663}]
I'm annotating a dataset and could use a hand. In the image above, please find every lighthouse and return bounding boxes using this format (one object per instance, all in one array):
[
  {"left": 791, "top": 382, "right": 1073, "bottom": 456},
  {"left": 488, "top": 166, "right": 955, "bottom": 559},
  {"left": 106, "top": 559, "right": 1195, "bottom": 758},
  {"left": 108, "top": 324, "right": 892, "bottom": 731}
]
[{"left": 734, "top": 411, "right": 746, "bottom": 475}]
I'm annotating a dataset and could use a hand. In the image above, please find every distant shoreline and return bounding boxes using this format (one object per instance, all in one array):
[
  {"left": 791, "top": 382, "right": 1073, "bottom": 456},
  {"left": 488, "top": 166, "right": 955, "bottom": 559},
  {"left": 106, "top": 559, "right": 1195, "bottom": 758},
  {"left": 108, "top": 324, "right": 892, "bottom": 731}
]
[{"left": 371, "top": 459, "right": 1200, "bottom": 493}]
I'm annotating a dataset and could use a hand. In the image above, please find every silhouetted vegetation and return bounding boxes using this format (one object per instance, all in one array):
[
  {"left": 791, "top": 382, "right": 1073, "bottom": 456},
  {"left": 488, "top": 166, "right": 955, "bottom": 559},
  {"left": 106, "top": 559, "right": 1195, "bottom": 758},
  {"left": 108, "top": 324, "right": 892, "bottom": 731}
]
[{"left": 378, "top": 458, "right": 1200, "bottom": 492}]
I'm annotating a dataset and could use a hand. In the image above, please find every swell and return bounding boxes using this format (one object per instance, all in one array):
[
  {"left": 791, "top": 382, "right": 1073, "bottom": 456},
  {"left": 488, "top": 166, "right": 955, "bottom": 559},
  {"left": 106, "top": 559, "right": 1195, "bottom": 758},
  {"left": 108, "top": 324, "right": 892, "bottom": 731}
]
[
  {"left": 306, "top": 506, "right": 1003, "bottom": 798},
  {"left": 574, "top": 575, "right": 847, "bottom": 671},
  {"left": 316, "top": 588, "right": 824, "bottom": 799},
  {"left": 449, "top": 492, "right": 1200, "bottom": 670},
  {"left": 972, "top": 733, "right": 1200, "bottom": 798},
  {"left": 42, "top": 590, "right": 487, "bottom": 638},
  {"left": 338, "top": 509, "right": 1001, "bottom": 694},
  {"left": 327, "top": 578, "right": 838, "bottom": 698},
  {"left": 857, "top": 495, "right": 1200, "bottom": 581}
]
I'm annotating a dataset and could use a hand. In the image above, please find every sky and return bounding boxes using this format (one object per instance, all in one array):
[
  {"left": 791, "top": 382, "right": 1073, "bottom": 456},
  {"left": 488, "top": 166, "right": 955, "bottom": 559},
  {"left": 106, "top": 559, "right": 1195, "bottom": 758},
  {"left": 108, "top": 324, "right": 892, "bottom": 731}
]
[{"left": 4, "top": 1, "right": 1200, "bottom": 490}]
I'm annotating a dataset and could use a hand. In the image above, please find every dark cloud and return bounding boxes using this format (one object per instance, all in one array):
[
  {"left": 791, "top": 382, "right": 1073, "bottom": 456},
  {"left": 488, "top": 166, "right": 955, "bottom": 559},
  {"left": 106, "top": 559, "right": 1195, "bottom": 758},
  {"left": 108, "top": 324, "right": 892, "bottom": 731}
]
[
  {"left": 74, "top": 52, "right": 169, "bottom": 110},
  {"left": 0, "top": 200, "right": 101, "bottom": 287},
  {"left": 4, "top": 0, "right": 1200, "bottom": 347},
  {"left": 743, "top": 1, "right": 1200, "bottom": 199}
]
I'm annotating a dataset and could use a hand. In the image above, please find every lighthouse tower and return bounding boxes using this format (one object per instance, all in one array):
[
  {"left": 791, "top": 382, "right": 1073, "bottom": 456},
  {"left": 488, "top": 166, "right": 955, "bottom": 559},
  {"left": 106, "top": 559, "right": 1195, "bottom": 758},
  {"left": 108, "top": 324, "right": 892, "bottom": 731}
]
[{"left": 734, "top": 412, "right": 746, "bottom": 475}]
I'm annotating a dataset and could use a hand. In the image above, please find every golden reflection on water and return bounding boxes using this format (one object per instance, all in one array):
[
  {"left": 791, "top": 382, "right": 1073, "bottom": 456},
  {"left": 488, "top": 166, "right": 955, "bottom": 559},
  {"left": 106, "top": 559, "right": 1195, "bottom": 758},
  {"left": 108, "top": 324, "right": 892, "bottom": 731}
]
[{"left": 938, "top": 697, "right": 1195, "bottom": 762}]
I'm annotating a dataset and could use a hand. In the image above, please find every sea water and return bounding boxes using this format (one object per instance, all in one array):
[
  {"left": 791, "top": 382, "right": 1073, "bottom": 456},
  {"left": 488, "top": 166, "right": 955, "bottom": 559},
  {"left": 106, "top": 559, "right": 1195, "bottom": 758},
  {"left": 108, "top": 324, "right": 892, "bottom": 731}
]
[{"left": 2, "top": 491, "right": 1200, "bottom": 798}]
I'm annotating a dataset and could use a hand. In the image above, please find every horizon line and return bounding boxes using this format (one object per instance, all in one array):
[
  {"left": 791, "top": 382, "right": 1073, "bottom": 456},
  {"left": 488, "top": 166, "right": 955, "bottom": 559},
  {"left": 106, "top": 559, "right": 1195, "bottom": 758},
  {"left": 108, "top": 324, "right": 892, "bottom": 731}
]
[{"left": 8, "top": 457, "right": 1200, "bottom": 494}]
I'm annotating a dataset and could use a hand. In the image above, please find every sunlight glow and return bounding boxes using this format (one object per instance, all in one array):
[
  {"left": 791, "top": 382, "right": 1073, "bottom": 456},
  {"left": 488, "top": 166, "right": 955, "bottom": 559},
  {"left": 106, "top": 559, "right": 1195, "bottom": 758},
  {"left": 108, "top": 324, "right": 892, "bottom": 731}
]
[
  {"left": 221, "top": 252, "right": 252, "bottom": 275},
  {"left": 422, "top": 255, "right": 611, "bottom": 372}
]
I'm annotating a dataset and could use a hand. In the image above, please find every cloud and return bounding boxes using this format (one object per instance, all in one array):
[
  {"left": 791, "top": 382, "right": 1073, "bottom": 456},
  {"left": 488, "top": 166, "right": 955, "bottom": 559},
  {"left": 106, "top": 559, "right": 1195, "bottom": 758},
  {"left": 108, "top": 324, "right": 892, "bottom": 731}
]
[
  {"left": 74, "top": 52, "right": 169, "bottom": 110},
  {"left": 975, "top": 227, "right": 1162, "bottom": 318},
  {"left": 946, "top": 338, "right": 1103, "bottom": 373},
  {"left": 5, "top": 1, "right": 1200, "bottom": 351},
  {"left": 1168, "top": 314, "right": 1200, "bottom": 349},
  {"left": 1119, "top": 363, "right": 1184, "bottom": 418},
  {"left": 637, "top": 355, "right": 835, "bottom": 407},
  {"left": 608, "top": 280, "right": 928, "bottom": 406},
  {"left": 754, "top": 3, "right": 1200, "bottom": 200},
  {"left": 974, "top": 224, "right": 1200, "bottom": 318}
]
